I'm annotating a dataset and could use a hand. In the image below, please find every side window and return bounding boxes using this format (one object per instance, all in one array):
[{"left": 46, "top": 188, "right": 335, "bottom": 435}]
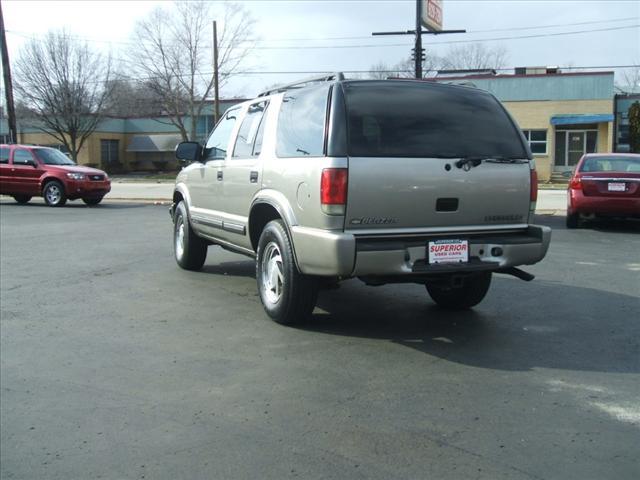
[
  {"left": 276, "top": 85, "right": 330, "bottom": 158},
  {"left": 13, "top": 149, "right": 35, "bottom": 165},
  {"left": 232, "top": 101, "right": 268, "bottom": 159},
  {"left": 204, "top": 108, "right": 239, "bottom": 161},
  {"left": 0, "top": 147, "right": 9, "bottom": 164}
]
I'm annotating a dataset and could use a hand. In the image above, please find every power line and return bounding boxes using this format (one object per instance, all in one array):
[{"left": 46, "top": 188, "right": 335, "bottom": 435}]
[
  {"left": 249, "top": 16, "right": 639, "bottom": 42},
  {"left": 6, "top": 18, "right": 639, "bottom": 50},
  {"left": 250, "top": 24, "right": 640, "bottom": 50},
  {"left": 72, "top": 64, "right": 639, "bottom": 86}
]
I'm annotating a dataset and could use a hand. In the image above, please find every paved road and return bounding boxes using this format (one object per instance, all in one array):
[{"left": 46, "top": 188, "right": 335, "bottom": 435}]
[
  {"left": 108, "top": 182, "right": 568, "bottom": 211},
  {"left": 1, "top": 202, "right": 638, "bottom": 479}
]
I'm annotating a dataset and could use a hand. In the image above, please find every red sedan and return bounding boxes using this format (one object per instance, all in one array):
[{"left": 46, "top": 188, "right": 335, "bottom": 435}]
[
  {"left": 0, "top": 144, "right": 111, "bottom": 206},
  {"left": 566, "top": 153, "right": 640, "bottom": 228}
]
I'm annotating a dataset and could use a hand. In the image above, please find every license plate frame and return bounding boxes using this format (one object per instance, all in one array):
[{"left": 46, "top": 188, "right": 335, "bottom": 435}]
[
  {"left": 428, "top": 239, "right": 469, "bottom": 265},
  {"left": 608, "top": 182, "right": 626, "bottom": 192}
]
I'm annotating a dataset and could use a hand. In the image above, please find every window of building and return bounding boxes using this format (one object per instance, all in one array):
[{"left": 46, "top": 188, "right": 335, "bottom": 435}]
[
  {"left": 100, "top": 139, "right": 119, "bottom": 164},
  {"left": 232, "top": 101, "right": 268, "bottom": 158},
  {"left": 522, "top": 130, "right": 547, "bottom": 155}
]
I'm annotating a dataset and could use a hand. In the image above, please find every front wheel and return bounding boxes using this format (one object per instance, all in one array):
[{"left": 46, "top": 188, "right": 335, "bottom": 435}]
[
  {"left": 173, "top": 201, "right": 207, "bottom": 271},
  {"left": 82, "top": 197, "right": 103, "bottom": 206},
  {"left": 13, "top": 195, "right": 32, "bottom": 204},
  {"left": 256, "top": 220, "right": 318, "bottom": 325},
  {"left": 43, "top": 181, "right": 67, "bottom": 207},
  {"left": 426, "top": 272, "right": 492, "bottom": 310}
]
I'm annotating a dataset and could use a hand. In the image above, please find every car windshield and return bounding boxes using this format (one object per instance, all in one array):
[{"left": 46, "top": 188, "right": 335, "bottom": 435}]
[
  {"left": 580, "top": 156, "right": 640, "bottom": 173},
  {"left": 35, "top": 148, "right": 75, "bottom": 165}
]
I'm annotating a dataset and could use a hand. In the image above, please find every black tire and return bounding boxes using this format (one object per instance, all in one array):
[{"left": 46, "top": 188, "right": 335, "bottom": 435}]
[
  {"left": 426, "top": 272, "right": 492, "bottom": 310},
  {"left": 13, "top": 195, "right": 31, "bottom": 204},
  {"left": 42, "top": 180, "right": 67, "bottom": 207},
  {"left": 566, "top": 212, "right": 580, "bottom": 229},
  {"left": 256, "top": 219, "right": 318, "bottom": 325},
  {"left": 82, "top": 197, "right": 103, "bottom": 206},
  {"left": 173, "top": 201, "right": 207, "bottom": 271}
]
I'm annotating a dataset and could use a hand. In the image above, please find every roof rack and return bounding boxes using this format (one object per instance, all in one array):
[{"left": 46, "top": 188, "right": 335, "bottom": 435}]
[{"left": 257, "top": 72, "right": 345, "bottom": 97}]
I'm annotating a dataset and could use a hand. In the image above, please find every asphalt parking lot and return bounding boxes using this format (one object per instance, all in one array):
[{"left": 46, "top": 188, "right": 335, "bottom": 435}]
[{"left": 1, "top": 200, "right": 639, "bottom": 480}]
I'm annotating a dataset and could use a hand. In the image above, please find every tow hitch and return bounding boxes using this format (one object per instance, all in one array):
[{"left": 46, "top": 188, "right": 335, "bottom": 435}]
[{"left": 497, "top": 267, "right": 535, "bottom": 282}]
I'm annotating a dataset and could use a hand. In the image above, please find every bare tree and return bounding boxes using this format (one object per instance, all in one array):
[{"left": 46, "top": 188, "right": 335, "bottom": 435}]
[
  {"left": 368, "top": 52, "right": 439, "bottom": 80},
  {"left": 14, "top": 30, "right": 113, "bottom": 162},
  {"left": 104, "top": 77, "right": 165, "bottom": 117},
  {"left": 616, "top": 63, "right": 640, "bottom": 94},
  {"left": 129, "top": 1, "right": 255, "bottom": 141},
  {"left": 439, "top": 43, "right": 508, "bottom": 71}
]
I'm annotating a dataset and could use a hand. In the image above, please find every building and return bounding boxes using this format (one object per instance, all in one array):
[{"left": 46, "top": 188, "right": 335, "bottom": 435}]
[
  {"left": 432, "top": 69, "right": 615, "bottom": 181},
  {"left": 0, "top": 99, "right": 245, "bottom": 172},
  {"left": 614, "top": 93, "right": 640, "bottom": 153}
]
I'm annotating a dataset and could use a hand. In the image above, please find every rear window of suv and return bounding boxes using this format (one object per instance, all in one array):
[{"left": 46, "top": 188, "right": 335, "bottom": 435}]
[{"left": 343, "top": 81, "right": 528, "bottom": 159}]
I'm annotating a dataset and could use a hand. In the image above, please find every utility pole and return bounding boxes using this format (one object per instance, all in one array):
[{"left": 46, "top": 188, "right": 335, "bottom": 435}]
[
  {"left": 0, "top": 1, "right": 17, "bottom": 143},
  {"left": 372, "top": 0, "right": 465, "bottom": 79},
  {"left": 415, "top": 0, "right": 423, "bottom": 79},
  {"left": 212, "top": 20, "right": 220, "bottom": 124}
]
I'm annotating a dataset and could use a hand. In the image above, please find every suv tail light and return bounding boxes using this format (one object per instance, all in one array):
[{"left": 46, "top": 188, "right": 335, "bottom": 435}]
[
  {"left": 529, "top": 168, "right": 538, "bottom": 222},
  {"left": 530, "top": 168, "right": 538, "bottom": 202},
  {"left": 321, "top": 168, "right": 348, "bottom": 215},
  {"left": 569, "top": 176, "right": 582, "bottom": 190}
]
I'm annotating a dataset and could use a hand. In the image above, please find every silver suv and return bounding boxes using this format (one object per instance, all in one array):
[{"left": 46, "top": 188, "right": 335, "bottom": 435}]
[{"left": 171, "top": 74, "right": 551, "bottom": 325}]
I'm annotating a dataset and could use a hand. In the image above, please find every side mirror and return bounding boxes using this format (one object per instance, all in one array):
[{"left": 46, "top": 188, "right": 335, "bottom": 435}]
[
  {"left": 28, "top": 160, "right": 39, "bottom": 168},
  {"left": 175, "top": 141, "right": 202, "bottom": 164}
]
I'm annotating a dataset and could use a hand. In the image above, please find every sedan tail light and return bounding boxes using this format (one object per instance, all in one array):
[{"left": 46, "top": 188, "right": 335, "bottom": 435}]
[
  {"left": 321, "top": 168, "right": 348, "bottom": 215},
  {"left": 569, "top": 176, "right": 582, "bottom": 190}
]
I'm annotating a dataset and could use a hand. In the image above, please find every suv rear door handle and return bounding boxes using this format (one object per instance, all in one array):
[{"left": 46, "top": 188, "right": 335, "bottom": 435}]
[
  {"left": 217, "top": 170, "right": 223, "bottom": 181},
  {"left": 250, "top": 171, "right": 259, "bottom": 183}
]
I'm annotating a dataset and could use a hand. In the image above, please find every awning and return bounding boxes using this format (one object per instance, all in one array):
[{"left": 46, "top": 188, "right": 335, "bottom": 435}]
[
  {"left": 127, "top": 134, "right": 182, "bottom": 152},
  {"left": 550, "top": 114, "right": 614, "bottom": 126}
]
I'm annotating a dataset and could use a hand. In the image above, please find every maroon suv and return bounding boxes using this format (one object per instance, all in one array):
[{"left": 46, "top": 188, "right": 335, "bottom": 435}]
[{"left": 0, "top": 144, "right": 111, "bottom": 206}]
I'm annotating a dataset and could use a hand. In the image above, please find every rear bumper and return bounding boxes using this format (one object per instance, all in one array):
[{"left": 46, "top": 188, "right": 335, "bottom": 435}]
[
  {"left": 569, "top": 189, "right": 640, "bottom": 217},
  {"left": 292, "top": 224, "right": 551, "bottom": 277}
]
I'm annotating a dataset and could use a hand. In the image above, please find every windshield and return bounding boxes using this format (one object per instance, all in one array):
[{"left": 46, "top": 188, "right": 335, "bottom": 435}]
[
  {"left": 579, "top": 155, "right": 640, "bottom": 173},
  {"left": 35, "top": 148, "right": 75, "bottom": 165},
  {"left": 343, "top": 81, "right": 529, "bottom": 159}
]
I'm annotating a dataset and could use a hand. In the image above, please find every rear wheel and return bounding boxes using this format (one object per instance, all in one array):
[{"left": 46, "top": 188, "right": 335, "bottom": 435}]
[
  {"left": 13, "top": 195, "right": 31, "bottom": 204},
  {"left": 566, "top": 212, "right": 580, "bottom": 229},
  {"left": 173, "top": 201, "right": 207, "bottom": 271},
  {"left": 256, "top": 219, "right": 318, "bottom": 325},
  {"left": 426, "top": 272, "right": 492, "bottom": 310},
  {"left": 43, "top": 181, "right": 67, "bottom": 207},
  {"left": 82, "top": 197, "right": 103, "bottom": 206}
]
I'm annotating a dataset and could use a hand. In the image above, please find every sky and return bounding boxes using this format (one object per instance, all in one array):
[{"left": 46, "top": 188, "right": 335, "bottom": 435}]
[{"left": 1, "top": 0, "right": 639, "bottom": 99}]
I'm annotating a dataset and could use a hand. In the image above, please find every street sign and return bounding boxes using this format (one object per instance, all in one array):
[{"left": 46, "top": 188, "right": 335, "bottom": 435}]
[{"left": 422, "top": 0, "right": 443, "bottom": 32}]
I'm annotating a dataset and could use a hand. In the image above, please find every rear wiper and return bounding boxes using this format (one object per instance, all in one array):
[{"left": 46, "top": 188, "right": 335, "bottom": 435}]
[{"left": 455, "top": 156, "right": 527, "bottom": 170}]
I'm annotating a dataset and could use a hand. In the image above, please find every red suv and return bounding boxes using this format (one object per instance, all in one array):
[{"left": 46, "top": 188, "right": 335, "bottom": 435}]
[
  {"left": 566, "top": 153, "right": 640, "bottom": 228},
  {"left": 0, "top": 144, "right": 111, "bottom": 206}
]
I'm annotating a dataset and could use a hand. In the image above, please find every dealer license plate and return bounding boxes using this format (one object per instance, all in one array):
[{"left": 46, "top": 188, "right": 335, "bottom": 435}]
[
  {"left": 608, "top": 182, "right": 626, "bottom": 192},
  {"left": 428, "top": 239, "right": 469, "bottom": 264}
]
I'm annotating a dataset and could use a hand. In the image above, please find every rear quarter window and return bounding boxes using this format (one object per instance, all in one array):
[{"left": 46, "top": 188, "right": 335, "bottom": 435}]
[
  {"left": 276, "top": 85, "right": 330, "bottom": 158},
  {"left": 343, "top": 81, "right": 528, "bottom": 159},
  {"left": 0, "top": 147, "right": 9, "bottom": 164}
]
